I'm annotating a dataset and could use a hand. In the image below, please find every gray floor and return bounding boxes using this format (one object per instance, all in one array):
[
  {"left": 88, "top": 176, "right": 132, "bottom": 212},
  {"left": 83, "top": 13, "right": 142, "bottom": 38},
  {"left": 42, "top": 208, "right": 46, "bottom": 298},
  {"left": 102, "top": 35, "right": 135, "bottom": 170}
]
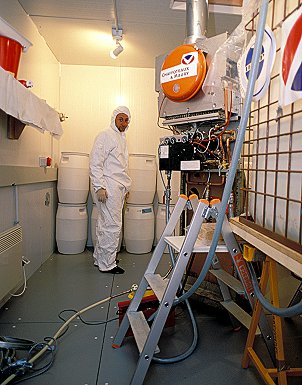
[{"left": 0, "top": 249, "right": 302, "bottom": 385}]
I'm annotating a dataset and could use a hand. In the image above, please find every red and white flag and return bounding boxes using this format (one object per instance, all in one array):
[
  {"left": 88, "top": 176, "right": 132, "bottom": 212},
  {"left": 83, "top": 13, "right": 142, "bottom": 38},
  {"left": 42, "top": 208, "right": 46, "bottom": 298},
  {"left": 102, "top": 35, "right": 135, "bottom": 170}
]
[{"left": 279, "top": 7, "right": 302, "bottom": 107}]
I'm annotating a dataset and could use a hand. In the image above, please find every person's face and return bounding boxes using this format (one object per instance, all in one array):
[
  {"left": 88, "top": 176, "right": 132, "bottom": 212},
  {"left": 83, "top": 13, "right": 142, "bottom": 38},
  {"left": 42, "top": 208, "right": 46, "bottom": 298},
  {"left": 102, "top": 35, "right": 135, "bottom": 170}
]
[{"left": 115, "top": 113, "right": 129, "bottom": 132}]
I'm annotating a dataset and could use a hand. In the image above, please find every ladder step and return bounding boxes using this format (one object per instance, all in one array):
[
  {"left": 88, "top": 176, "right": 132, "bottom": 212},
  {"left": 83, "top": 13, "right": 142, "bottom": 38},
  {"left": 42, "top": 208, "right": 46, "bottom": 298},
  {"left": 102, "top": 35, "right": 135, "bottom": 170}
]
[
  {"left": 127, "top": 311, "right": 160, "bottom": 354},
  {"left": 145, "top": 273, "right": 168, "bottom": 302},
  {"left": 221, "top": 301, "right": 261, "bottom": 335},
  {"left": 209, "top": 269, "right": 245, "bottom": 295}
]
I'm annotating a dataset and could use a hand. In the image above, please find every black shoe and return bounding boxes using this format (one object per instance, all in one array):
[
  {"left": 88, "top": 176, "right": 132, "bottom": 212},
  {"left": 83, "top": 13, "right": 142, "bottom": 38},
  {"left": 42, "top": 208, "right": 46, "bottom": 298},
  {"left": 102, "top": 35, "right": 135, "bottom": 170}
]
[{"left": 101, "top": 266, "right": 125, "bottom": 274}]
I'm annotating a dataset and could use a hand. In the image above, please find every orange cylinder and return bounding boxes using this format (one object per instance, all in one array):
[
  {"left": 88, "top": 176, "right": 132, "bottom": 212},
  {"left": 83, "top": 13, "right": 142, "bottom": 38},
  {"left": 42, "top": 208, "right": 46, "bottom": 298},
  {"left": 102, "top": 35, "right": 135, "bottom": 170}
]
[
  {"left": 0, "top": 36, "right": 22, "bottom": 78},
  {"left": 160, "top": 44, "right": 207, "bottom": 102}
]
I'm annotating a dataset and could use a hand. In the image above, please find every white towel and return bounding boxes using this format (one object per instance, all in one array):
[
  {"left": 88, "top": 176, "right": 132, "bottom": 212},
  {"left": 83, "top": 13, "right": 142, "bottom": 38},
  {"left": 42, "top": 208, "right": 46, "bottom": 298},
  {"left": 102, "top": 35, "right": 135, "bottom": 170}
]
[{"left": 0, "top": 66, "right": 63, "bottom": 137}]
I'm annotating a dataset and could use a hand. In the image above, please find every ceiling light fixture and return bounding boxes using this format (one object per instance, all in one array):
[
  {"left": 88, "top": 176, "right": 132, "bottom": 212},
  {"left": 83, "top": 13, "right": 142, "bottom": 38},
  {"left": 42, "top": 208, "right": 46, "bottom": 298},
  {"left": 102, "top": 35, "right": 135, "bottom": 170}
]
[
  {"left": 110, "top": 41, "right": 123, "bottom": 59},
  {"left": 110, "top": 27, "right": 124, "bottom": 59}
]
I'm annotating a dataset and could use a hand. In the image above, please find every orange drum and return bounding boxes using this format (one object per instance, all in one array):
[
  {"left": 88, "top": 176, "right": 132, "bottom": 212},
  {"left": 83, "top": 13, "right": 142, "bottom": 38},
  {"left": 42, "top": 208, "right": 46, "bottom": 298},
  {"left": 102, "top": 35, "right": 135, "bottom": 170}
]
[{"left": 160, "top": 44, "right": 207, "bottom": 102}]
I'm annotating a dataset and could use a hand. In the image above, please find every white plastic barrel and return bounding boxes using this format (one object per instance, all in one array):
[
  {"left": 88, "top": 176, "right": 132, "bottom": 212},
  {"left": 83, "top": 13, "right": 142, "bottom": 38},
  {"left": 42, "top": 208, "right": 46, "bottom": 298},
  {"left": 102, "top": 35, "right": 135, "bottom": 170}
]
[
  {"left": 57, "top": 152, "right": 89, "bottom": 204},
  {"left": 91, "top": 204, "right": 122, "bottom": 251},
  {"left": 157, "top": 170, "right": 181, "bottom": 204},
  {"left": 56, "top": 203, "right": 88, "bottom": 254},
  {"left": 124, "top": 204, "right": 154, "bottom": 254},
  {"left": 127, "top": 154, "right": 156, "bottom": 204},
  {"left": 155, "top": 204, "right": 179, "bottom": 252}
]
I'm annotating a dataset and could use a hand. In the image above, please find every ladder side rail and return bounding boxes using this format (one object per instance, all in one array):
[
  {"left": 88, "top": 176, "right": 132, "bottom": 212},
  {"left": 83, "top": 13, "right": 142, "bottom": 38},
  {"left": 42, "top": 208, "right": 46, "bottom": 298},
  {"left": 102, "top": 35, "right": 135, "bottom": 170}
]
[
  {"left": 112, "top": 276, "right": 149, "bottom": 348},
  {"left": 189, "top": 195, "right": 199, "bottom": 212},
  {"left": 113, "top": 195, "right": 187, "bottom": 348},
  {"left": 220, "top": 209, "right": 276, "bottom": 363},
  {"left": 220, "top": 210, "right": 254, "bottom": 301},
  {"left": 130, "top": 200, "right": 209, "bottom": 385},
  {"left": 145, "top": 195, "right": 187, "bottom": 274}
]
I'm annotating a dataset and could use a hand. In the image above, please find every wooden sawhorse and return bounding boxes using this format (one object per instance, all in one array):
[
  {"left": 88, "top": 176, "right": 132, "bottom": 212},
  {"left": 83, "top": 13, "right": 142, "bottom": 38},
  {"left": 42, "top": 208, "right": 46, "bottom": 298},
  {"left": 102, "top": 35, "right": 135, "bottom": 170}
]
[{"left": 242, "top": 257, "right": 302, "bottom": 385}]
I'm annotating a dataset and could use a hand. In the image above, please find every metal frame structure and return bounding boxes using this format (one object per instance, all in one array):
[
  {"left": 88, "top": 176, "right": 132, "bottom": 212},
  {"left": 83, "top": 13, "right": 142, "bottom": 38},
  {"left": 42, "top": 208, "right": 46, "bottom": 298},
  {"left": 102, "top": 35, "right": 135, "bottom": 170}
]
[{"left": 240, "top": 0, "right": 302, "bottom": 250}]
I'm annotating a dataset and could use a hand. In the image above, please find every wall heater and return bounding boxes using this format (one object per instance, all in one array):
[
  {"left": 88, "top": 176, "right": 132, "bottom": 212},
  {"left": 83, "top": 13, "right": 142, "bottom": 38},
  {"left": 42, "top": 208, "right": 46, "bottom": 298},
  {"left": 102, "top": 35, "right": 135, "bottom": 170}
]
[{"left": 0, "top": 225, "right": 23, "bottom": 307}]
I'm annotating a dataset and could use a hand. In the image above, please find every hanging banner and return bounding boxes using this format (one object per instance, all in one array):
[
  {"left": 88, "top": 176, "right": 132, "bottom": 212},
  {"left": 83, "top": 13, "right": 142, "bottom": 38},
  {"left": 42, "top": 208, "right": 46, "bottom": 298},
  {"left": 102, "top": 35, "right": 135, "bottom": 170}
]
[
  {"left": 279, "top": 7, "right": 302, "bottom": 107},
  {"left": 238, "top": 25, "right": 276, "bottom": 102}
]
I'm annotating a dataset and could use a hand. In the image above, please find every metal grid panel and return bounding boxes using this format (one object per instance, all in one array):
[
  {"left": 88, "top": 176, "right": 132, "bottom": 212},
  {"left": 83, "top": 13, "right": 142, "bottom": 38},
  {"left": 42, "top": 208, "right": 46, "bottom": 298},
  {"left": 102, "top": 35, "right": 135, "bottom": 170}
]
[{"left": 241, "top": 0, "right": 302, "bottom": 250}]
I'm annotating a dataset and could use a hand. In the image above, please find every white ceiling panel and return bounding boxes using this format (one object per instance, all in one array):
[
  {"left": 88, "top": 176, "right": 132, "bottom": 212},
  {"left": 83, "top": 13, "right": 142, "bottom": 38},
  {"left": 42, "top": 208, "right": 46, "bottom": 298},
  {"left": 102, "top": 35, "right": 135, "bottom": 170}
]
[
  {"left": 18, "top": 0, "right": 242, "bottom": 68},
  {"left": 19, "top": 0, "right": 113, "bottom": 19}
]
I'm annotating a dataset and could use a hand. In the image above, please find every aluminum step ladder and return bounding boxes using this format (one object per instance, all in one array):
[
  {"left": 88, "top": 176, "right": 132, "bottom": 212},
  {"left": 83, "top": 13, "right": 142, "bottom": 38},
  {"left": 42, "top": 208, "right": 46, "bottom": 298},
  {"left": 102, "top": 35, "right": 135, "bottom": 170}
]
[
  {"left": 112, "top": 194, "right": 273, "bottom": 385},
  {"left": 169, "top": 197, "right": 262, "bottom": 334},
  {"left": 113, "top": 194, "right": 208, "bottom": 384}
]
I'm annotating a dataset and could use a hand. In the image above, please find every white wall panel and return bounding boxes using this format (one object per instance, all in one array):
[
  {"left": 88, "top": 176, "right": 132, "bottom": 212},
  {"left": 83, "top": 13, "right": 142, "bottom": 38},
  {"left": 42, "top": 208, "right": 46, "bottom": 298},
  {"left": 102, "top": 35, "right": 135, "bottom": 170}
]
[
  {"left": 0, "top": 1, "right": 60, "bottom": 285},
  {"left": 18, "top": 182, "right": 57, "bottom": 276},
  {"left": 59, "top": 65, "right": 164, "bottom": 157},
  {"left": 0, "top": 187, "right": 15, "bottom": 233},
  {"left": 0, "top": 182, "right": 57, "bottom": 278}
]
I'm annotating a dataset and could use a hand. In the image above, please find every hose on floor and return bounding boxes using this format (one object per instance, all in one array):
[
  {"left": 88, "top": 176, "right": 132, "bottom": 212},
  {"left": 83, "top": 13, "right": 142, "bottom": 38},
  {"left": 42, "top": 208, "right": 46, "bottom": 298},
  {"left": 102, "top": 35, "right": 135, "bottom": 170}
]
[
  {"left": 0, "top": 289, "right": 131, "bottom": 385},
  {"left": 152, "top": 298, "right": 198, "bottom": 363}
]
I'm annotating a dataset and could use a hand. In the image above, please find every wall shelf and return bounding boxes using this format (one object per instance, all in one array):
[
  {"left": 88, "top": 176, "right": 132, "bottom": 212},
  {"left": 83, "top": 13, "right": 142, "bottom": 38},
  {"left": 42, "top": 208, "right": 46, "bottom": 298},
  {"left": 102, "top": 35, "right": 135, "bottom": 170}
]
[
  {"left": 0, "top": 66, "right": 63, "bottom": 139},
  {"left": 7, "top": 115, "right": 26, "bottom": 139}
]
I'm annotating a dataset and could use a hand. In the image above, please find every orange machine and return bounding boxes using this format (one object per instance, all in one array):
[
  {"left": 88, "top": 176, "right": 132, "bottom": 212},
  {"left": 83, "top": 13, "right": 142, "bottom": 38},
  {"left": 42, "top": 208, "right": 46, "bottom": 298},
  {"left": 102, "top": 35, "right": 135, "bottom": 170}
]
[{"left": 160, "top": 44, "right": 207, "bottom": 102}]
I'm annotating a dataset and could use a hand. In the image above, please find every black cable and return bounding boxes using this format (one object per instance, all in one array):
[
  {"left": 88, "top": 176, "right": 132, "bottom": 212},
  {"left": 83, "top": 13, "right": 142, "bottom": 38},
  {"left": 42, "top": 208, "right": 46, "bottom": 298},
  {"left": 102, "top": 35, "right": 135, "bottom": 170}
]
[
  {"left": 27, "top": 337, "right": 57, "bottom": 372},
  {"left": 13, "top": 338, "right": 56, "bottom": 384},
  {"left": 56, "top": 309, "right": 119, "bottom": 340},
  {"left": 157, "top": 95, "right": 171, "bottom": 130},
  {"left": 58, "top": 309, "right": 119, "bottom": 326}
]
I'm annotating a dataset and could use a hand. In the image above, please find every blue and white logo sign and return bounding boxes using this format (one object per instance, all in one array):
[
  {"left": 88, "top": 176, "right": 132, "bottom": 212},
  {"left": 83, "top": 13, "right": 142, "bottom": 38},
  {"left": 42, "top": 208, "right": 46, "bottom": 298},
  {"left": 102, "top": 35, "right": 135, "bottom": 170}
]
[
  {"left": 238, "top": 25, "right": 276, "bottom": 101},
  {"left": 245, "top": 46, "right": 265, "bottom": 80},
  {"left": 181, "top": 54, "right": 195, "bottom": 65}
]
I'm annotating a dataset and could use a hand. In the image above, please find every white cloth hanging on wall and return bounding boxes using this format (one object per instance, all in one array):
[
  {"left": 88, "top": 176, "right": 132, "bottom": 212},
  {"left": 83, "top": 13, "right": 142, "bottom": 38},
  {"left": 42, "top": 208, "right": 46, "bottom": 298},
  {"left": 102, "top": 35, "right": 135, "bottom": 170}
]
[{"left": 0, "top": 66, "right": 63, "bottom": 137}]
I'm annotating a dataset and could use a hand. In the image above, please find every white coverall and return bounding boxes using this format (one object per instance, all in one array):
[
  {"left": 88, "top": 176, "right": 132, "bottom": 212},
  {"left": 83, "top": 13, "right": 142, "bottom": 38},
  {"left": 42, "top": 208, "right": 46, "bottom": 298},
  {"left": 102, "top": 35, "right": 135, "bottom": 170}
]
[{"left": 90, "top": 106, "right": 131, "bottom": 271}]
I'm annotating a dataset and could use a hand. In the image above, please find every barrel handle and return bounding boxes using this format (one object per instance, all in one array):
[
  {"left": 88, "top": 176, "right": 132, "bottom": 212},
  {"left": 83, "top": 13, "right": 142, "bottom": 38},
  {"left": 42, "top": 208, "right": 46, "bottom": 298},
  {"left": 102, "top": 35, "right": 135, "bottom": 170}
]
[{"left": 61, "top": 156, "right": 69, "bottom": 163}]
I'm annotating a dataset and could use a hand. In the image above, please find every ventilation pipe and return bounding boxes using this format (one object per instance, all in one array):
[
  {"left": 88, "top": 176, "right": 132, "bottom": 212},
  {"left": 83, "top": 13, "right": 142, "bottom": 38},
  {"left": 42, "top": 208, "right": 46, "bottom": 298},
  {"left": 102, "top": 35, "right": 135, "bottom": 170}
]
[{"left": 185, "top": 0, "right": 208, "bottom": 44}]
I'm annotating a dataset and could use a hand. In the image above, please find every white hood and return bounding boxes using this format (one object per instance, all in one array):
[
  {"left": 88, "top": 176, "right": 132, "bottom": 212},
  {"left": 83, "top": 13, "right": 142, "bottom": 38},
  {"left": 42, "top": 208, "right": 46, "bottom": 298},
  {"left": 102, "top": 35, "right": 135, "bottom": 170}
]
[{"left": 110, "top": 106, "right": 131, "bottom": 132}]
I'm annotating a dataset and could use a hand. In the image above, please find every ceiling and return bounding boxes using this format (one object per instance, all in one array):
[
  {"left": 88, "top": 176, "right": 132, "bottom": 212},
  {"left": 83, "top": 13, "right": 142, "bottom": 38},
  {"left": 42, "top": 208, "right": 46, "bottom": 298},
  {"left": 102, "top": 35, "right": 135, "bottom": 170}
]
[{"left": 18, "top": 0, "right": 243, "bottom": 68}]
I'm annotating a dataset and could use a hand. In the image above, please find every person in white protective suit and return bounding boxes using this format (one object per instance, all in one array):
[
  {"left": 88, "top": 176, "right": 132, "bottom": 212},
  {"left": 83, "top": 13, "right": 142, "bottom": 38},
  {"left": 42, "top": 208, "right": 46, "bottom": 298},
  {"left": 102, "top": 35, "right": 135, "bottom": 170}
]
[{"left": 90, "top": 106, "right": 131, "bottom": 274}]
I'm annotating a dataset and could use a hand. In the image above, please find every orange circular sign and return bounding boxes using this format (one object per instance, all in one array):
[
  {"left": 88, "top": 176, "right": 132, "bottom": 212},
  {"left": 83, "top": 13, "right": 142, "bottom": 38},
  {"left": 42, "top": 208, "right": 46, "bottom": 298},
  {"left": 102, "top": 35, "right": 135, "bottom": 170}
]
[{"left": 160, "top": 44, "right": 207, "bottom": 102}]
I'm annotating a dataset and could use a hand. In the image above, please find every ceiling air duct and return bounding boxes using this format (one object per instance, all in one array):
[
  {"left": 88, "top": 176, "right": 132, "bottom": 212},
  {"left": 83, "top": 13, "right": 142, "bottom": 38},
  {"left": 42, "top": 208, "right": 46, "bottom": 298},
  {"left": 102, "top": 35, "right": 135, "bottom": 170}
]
[
  {"left": 185, "top": 0, "right": 209, "bottom": 44},
  {"left": 159, "top": 0, "right": 209, "bottom": 103}
]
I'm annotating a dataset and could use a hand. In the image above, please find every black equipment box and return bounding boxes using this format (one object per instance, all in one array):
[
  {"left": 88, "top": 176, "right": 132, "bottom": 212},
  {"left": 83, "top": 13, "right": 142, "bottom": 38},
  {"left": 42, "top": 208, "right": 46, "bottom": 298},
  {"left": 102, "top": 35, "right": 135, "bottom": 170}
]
[{"left": 158, "top": 142, "right": 202, "bottom": 171}]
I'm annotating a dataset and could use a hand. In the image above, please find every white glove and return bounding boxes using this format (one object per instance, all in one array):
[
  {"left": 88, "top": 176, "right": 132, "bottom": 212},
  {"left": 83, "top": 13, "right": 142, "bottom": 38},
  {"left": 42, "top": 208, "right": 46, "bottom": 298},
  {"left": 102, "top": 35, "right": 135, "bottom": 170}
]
[{"left": 97, "top": 188, "right": 108, "bottom": 203}]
